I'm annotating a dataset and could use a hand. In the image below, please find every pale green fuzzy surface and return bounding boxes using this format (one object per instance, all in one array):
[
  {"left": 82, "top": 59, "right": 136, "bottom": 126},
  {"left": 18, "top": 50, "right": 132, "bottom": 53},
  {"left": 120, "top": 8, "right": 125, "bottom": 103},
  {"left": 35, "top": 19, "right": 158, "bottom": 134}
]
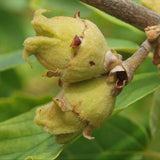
[
  {"left": 63, "top": 77, "right": 116, "bottom": 128},
  {"left": 62, "top": 19, "right": 109, "bottom": 83},
  {"left": 23, "top": 9, "right": 109, "bottom": 82},
  {"left": 34, "top": 77, "right": 115, "bottom": 143},
  {"left": 24, "top": 9, "right": 84, "bottom": 71},
  {"left": 35, "top": 102, "right": 86, "bottom": 136}
]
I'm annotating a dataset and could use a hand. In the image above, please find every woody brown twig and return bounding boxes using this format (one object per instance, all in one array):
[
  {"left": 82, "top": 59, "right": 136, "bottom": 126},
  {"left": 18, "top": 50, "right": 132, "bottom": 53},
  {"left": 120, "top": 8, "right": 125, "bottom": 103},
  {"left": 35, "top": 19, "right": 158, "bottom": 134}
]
[
  {"left": 122, "top": 39, "right": 153, "bottom": 83},
  {"left": 79, "top": 0, "right": 160, "bottom": 31}
]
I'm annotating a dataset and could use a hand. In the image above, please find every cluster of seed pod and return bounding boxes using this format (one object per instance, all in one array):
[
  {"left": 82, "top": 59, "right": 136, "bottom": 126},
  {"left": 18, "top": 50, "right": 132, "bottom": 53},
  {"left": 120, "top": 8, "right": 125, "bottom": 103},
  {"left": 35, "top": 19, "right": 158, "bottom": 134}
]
[{"left": 23, "top": 9, "right": 122, "bottom": 144}]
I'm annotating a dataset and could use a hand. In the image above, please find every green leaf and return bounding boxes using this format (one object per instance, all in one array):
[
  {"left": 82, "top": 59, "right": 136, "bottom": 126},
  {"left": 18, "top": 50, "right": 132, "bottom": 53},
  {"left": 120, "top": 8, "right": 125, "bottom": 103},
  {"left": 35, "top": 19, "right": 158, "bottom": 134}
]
[
  {"left": 136, "top": 58, "right": 158, "bottom": 74},
  {"left": 0, "top": 93, "right": 52, "bottom": 122},
  {"left": 106, "top": 38, "right": 139, "bottom": 54},
  {"left": 0, "top": 51, "right": 24, "bottom": 71},
  {"left": 0, "top": 51, "right": 35, "bottom": 71},
  {"left": 0, "top": 108, "right": 63, "bottom": 160},
  {"left": 57, "top": 114, "right": 149, "bottom": 160},
  {"left": 0, "top": 69, "right": 22, "bottom": 97},
  {"left": 0, "top": 8, "right": 31, "bottom": 53},
  {"left": 119, "top": 93, "right": 153, "bottom": 133},
  {"left": 0, "top": 0, "right": 29, "bottom": 13},
  {"left": 114, "top": 73, "right": 160, "bottom": 114},
  {"left": 132, "top": 0, "right": 141, "bottom": 4},
  {"left": 149, "top": 89, "right": 160, "bottom": 153}
]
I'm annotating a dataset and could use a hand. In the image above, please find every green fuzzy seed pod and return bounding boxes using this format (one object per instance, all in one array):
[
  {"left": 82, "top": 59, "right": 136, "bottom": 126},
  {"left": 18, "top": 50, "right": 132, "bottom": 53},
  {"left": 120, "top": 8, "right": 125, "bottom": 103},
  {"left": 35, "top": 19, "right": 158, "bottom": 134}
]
[
  {"left": 35, "top": 77, "right": 116, "bottom": 143},
  {"left": 23, "top": 9, "right": 109, "bottom": 83},
  {"left": 35, "top": 102, "right": 86, "bottom": 144},
  {"left": 60, "top": 76, "right": 116, "bottom": 129}
]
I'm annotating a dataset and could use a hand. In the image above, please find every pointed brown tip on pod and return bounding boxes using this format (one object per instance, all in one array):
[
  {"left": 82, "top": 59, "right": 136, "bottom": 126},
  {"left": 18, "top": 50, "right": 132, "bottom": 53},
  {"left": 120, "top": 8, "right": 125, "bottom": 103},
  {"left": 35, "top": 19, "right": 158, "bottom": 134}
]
[
  {"left": 74, "top": 10, "right": 80, "bottom": 18},
  {"left": 42, "top": 70, "right": 61, "bottom": 78},
  {"left": 70, "top": 35, "right": 82, "bottom": 48},
  {"left": 83, "top": 125, "right": 95, "bottom": 140}
]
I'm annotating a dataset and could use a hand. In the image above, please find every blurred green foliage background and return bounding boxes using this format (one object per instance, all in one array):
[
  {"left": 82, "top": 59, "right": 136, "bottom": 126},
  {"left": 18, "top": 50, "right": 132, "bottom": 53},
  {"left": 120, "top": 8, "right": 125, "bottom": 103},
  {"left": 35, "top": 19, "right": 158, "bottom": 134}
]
[{"left": 0, "top": 0, "right": 160, "bottom": 159}]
